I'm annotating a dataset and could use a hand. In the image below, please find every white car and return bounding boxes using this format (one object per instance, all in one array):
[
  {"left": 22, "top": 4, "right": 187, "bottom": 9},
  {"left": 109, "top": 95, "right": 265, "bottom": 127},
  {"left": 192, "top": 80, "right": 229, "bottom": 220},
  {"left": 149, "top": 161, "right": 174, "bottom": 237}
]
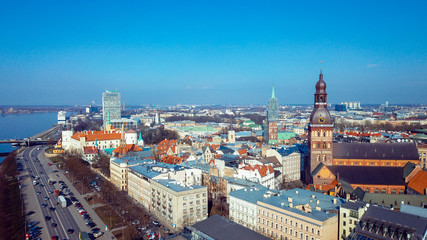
[{"left": 93, "top": 231, "right": 104, "bottom": 238}]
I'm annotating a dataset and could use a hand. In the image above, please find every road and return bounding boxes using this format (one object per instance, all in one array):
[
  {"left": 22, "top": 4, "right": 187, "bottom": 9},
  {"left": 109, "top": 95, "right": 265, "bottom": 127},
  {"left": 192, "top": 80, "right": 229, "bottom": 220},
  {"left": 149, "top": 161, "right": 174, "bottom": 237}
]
[{"left": 19, "top": 146, "right": 82, "bottom": 240}]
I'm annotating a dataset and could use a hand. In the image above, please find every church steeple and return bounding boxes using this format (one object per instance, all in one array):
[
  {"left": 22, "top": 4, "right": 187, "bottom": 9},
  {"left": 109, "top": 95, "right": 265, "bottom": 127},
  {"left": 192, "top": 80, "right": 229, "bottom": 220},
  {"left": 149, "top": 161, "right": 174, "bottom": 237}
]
[{"left": 271, "top": 84, "right": 276, "bottom": 99}]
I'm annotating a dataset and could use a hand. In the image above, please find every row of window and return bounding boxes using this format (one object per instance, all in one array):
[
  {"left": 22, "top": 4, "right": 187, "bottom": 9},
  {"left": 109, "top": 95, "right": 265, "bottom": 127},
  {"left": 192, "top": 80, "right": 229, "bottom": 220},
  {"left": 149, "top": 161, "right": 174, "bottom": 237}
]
[
  {"left": 312, "top": 130, "right": 331, "bottom": 137},
  {"left": 259, "top": 226, "right": 319, "bottom": 240},
  {"left": 260, "top": 217, "right": 320, "bottom": 235}
]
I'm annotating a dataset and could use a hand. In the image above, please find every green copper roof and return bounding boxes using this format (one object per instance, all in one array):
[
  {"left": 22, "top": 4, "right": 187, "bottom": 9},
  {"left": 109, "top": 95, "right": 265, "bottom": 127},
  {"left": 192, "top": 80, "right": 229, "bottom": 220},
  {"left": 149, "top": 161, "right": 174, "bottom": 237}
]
[{"left": 271, "top": 84, "right": 275, "bottom": 99}]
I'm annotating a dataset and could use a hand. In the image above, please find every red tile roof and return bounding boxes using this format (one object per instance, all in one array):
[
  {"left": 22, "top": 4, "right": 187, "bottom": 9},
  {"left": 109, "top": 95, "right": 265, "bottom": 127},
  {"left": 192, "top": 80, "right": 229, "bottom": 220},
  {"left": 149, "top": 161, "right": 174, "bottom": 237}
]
[
  {"left": 84, "top": 146, "right": 98, "bottom": 155},
  {"left": 72, "top": 130, "right": 122, "bottom": 142},
  {"left": 160, "top": 155, "right": 183, "bottom": 165},
  {"left": 407, "top": 170, "right": 427, "bottom": 195},
  {"left": 241, "top": 164, "right": 274, "bottom": 177},
  {"left": 113, "top": 144, "right": 143, "bottom": 154}
]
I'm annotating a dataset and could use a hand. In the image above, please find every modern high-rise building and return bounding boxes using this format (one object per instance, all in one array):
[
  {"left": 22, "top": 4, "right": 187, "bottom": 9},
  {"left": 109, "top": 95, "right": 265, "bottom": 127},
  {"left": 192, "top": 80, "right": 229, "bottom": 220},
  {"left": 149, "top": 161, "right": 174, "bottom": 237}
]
[
  {"left": 308, "top": 70, "right": 333, "bottom": 181},
  {"left": 102, "top": 91, "right": 121, "bottom": 128},
  {"left": 265, "top": 85, "right": 279, "bottom": 144}
]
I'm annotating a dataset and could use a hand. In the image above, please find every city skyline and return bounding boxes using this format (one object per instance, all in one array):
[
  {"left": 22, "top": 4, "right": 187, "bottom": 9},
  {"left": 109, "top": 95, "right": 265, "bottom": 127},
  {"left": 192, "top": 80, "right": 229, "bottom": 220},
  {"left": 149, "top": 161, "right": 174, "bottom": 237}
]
[{"left": 0, "top": 1, "right": 426, "bottom": 106}]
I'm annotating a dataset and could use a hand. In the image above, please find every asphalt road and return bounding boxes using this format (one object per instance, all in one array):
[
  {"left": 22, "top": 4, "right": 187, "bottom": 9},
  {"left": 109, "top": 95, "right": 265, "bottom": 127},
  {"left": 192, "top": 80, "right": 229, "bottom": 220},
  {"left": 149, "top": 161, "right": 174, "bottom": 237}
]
[{"left": 20, "top": 146, "right": 82, "bottom": 240}]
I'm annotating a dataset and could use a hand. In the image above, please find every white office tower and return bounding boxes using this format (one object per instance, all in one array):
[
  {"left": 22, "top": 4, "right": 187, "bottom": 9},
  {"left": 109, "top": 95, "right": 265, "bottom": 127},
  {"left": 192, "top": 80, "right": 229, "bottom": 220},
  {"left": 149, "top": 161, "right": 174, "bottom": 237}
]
[
  {"left": 57, "top": 111, "right": 66, "bottom": 124},
  {"left": 102, "top": 91, "right": 121, "bottom": 128}
]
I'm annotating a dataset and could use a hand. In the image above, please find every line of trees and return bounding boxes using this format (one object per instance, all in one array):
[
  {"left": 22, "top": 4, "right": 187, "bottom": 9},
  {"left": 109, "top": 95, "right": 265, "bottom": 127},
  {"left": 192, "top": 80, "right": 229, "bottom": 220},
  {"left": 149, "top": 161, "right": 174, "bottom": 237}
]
[
  {"left": 139, "top": 128, "right": 179, "bottom": 145},
  {"left": 62, "top": 153, "right": 150, "bottom": 239},
  {"left": 0, "top": 151, "right": 24, "bottom": 240}
]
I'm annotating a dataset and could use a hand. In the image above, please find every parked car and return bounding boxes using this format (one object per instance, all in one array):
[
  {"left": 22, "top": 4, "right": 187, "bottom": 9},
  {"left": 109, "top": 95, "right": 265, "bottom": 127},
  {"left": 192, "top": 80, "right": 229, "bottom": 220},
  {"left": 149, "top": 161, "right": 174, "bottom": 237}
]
[
  {"left": 152, "top": 221, "right": 160, "bottom": 226},
  {"left": 26, "top": 211, "right": 35, "bottom": 216},
  {"left": 45, "top": 216, "right": 51, "bottom": 221},
  {"left": 41, "top": 203, "right": 47, "bottom": 208}
]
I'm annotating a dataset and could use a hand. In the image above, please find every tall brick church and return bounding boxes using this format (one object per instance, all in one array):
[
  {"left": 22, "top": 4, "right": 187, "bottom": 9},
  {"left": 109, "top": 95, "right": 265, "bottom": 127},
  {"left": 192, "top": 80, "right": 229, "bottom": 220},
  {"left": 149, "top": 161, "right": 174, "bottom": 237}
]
[
  {"left": 308, "top": 70, "right": 334, "bottom": 182},
  {"left": 307, "top": 70, "right": 421, "bottom": 193}
]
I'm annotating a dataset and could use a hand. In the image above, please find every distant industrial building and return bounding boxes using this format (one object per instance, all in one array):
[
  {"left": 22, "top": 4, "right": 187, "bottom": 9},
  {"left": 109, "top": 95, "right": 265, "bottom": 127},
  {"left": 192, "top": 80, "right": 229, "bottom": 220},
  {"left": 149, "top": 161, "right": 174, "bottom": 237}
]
[{"left": 341, "top": 101, "right": 361, "bottom": 110}]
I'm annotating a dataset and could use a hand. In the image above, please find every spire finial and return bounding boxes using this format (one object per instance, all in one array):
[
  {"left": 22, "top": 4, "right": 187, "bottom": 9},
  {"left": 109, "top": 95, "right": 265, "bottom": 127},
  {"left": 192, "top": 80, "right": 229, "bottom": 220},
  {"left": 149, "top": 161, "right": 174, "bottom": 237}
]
[{"left": 320, "top": 61, "right": 323, "bottom": 73}]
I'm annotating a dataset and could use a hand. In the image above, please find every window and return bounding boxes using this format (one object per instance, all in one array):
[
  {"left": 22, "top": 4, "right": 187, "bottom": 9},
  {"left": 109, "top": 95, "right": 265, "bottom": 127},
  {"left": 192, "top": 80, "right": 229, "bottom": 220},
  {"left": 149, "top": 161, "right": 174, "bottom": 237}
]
[
  {"left": 343, "top": 221, "right": 346, "bottom": 226},
  {"left": 343, "top": 213, "right": 346, "bottom": 218},
  {"left": 349, "top": 219, "right": 352, "bottom": 224},
  {"left": 317, "top": 230, "right": 320, "bottom": 236}
]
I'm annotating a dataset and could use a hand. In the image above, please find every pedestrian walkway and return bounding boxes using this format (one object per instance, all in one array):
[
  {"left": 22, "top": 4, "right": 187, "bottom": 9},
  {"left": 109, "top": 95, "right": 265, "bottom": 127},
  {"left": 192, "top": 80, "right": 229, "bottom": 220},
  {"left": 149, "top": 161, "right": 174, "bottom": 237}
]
[{"left": 42, "top": 153, "right": 117, "bottom": 240}]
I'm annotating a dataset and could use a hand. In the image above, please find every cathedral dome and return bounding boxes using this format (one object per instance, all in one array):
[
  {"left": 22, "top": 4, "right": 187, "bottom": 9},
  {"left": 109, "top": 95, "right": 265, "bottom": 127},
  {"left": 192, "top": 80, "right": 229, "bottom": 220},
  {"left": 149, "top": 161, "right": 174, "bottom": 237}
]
[
  {"left": 315, "top": 72, "right": 326, "bottom": 94},
  {"left": 310, "top": 107, "right": 333, "bottom": 125}
]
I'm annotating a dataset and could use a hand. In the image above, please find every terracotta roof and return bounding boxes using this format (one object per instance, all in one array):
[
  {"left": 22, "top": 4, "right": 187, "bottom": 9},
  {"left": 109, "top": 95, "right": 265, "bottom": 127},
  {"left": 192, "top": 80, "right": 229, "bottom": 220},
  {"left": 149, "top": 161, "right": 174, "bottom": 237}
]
[
  {"left": 407, "top": 170, "right": 427, "bottom": 194},
  {"left": 84, "top": 146, "right": 98, "bottom": 155},
  {"left": 72, "top": 130, "right": 121, "bottom": 141},
  {"left": 160, "top": 155, "right": 183, "bottom": 165},
  {"left": 238, "top": 149, "right": 248, "bottom": 155},
  {"left": 113, "top": 144, "right": 143, "bottom": 154},
  {"left": 241, "top": 164, "right": 274, "bottom": 177}
]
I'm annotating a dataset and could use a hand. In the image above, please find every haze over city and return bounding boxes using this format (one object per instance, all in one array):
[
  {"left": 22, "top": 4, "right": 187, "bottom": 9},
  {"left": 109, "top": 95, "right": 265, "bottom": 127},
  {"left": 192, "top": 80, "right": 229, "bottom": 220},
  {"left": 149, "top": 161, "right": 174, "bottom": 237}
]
[{"left": 1, "top": 1, "right": 426, "bottom": 106}]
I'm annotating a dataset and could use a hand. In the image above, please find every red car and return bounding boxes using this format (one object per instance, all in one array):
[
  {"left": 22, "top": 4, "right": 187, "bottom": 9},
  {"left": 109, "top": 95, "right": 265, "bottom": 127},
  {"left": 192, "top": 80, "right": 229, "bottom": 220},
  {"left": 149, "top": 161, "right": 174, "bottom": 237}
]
[
  {"left": 51, "top": 236, "right": 58, "bottom": 240},
  {"left": 80, "top": 211, "right": 87, "bottom": 215}
]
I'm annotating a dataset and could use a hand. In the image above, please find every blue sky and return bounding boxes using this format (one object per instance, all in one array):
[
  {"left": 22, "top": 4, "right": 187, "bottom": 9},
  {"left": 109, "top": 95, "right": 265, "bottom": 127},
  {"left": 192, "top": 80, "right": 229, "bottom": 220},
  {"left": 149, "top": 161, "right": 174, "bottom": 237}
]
[{"left": 0, "top": 1, "right": 426, "bottom": 105}]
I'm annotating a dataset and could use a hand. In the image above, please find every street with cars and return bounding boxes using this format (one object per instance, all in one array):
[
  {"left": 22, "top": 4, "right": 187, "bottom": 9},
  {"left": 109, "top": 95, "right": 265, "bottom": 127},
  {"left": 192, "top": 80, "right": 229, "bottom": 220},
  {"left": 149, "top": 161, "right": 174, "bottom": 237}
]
[{"left": 18, "top": 146, "right": 108, "bottom": 240}]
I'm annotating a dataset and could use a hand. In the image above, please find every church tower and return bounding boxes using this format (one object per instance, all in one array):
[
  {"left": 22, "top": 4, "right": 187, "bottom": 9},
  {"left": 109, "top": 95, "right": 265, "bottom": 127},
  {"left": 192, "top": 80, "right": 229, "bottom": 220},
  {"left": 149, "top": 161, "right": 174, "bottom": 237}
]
[
  {"left": 266, "top": 85, "right": 279, "bottom": 144},
  {"left": 308, "top": 70, "right": 333, "bottom": 177}
]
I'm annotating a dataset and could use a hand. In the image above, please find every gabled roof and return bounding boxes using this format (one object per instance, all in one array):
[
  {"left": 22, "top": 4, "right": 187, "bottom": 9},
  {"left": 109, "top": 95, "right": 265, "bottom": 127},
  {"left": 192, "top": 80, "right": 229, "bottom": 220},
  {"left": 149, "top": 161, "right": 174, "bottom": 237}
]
[
  {"left": 240, "top": 164, "right": 274, "bottom": 177},
  {"left": 333, "top": 142, "right": 419, "bottom": 160},
  {"left": 113, "top": 144, "right": 143, "bottom": 154},
  {"left": 407, "top": 170, "right": 427, "bottom": 194},
  {"left": 310, "top": 162, "right": 325, "bottom": 176},
  {"left": 84, "top": 146, "right": 98, "bottom": 155},
  {"left": 327, "top": 165, "right": 406, "bottom": 186},
  {"left": 160, "top": 155, "right": 183, "bottom": 165}
]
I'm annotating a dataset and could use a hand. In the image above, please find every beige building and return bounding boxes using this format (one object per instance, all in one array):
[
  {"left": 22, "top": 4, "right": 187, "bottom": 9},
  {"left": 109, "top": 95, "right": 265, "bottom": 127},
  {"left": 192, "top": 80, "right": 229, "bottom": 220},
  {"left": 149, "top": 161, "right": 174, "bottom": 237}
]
[
  {"left": 417, "top": 144, "right": 427, "bottom": 169},
  {"left": 110, "top": 157, "right": 147, "bottom": 191},
  {"left": 127, "top": 164, "right": 168, "bottom": 210},
  {"left": 230, "top": 188, "right": 345, "bottom": 240},
  {"left": 150, "top": 179, "right": 208, "bottom": 229},
  {"left": 338, "top": 201, "right": 367, "bottom": 240}
]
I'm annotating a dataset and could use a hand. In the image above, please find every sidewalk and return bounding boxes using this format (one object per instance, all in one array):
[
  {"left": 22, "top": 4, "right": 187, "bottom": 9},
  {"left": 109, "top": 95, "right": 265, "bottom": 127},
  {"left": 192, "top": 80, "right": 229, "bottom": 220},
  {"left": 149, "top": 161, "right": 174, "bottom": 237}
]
[{"left": 42, "top": 153, "right": 117, "bottom": 240}]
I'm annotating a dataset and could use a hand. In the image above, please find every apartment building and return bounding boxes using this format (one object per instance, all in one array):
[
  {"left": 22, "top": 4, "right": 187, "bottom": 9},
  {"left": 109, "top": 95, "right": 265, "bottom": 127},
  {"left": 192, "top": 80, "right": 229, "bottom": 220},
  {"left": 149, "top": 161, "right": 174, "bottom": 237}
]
[
  {"left": 266, "top": 147, "right": 302, "bottom": 182},
  {"left": 229, "top": 187, "right": 277, "bottom": 231},
  {"left": 257, "top": 189, "right": 344, "bottom": 240},
  {"left": 338, "top": 201, "right": 367, "bottom": 239},
  {"left": 230, "top": 188, "right": 345, "bottom": 240},
  {"left": 150, "top": 179, "right": 208, "bottom": 229},
  {"left": 110, "top": 157, "right": 148, "bottom": 191}
]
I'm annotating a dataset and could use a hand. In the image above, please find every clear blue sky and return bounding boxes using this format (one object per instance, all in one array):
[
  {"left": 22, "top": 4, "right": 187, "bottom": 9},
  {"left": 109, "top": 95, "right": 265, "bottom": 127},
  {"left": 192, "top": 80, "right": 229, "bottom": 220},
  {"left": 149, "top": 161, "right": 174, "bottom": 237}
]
[{"left": 0, "top": 1, "right": 426, "bottom": 106}]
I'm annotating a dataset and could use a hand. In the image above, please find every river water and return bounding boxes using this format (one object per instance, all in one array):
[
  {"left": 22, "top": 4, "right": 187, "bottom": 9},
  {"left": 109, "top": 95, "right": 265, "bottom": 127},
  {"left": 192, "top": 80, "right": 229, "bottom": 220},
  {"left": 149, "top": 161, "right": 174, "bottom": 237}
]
[{"left": 0, "top": 112, "right": 57, "bottom": 161}]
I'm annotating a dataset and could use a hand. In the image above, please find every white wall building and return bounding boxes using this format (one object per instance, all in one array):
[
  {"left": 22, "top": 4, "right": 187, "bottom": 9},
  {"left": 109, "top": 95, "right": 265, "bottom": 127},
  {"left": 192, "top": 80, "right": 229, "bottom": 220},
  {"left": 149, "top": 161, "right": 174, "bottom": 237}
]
[{"left": 236, "top": 163, "right": 276, "bottom": 190}]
